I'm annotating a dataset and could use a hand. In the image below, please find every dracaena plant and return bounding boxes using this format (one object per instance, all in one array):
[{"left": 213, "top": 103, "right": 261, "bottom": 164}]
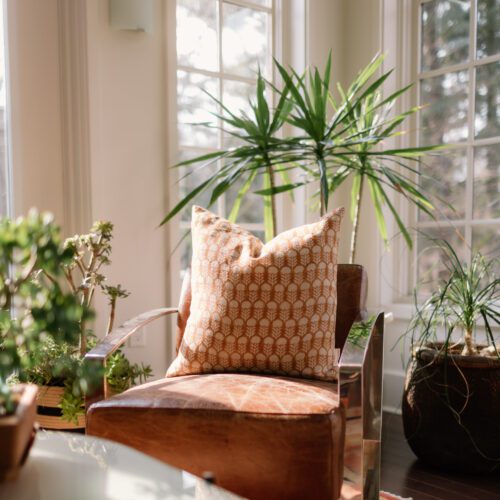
[
  {"left": 270, "top": 53, "right": 391, "bottom": 217},
  {"left": 160, "top": 72, "right": 296, "bottom": 241},
  {"left": 0, "top": 211, "right": 91, "bottom": 416},
  {"left": 324, "top": 56, "right": 442, "bottom": 263},
  {"left": 162, "top": 53, "right": 441, "bottom": 260},
  {"left": 272, "top": 54, "right": 441, "bottom": 262},
  {"left": 407, "top": 240, "right": 500, "bottom": 358}
]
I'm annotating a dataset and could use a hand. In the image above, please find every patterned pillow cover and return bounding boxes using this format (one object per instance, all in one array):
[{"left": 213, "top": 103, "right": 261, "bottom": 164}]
[{"left": 167, "top": 205, "right": 344, "bottom": 381}]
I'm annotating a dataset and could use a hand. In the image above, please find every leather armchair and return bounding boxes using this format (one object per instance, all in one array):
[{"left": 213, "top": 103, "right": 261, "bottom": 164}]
[{"left": 85, "top": 264, "right": 384, "bottom": 500}]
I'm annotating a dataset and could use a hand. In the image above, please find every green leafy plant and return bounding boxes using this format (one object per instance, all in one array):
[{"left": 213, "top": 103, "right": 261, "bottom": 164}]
[
  {"left": 20, "top": 221, "right": 153, "bottom": 424},
  {"left": 162, "top": 53, "right": 441, "bottom": 263},
  {"left": 0, "top": 211, "right": 91, "bottom": 416},
  {"left": 269, "top": 53, "right": 441, "bottom": 261},
  {"left": 160, "top": 72, "right": 296, "bottom": 241},
  {"left": 406, "top": 240, "right": 500, "bottom": 358},
  {"left": 324, "top": 59, "right": 441, "bottom": 263}
]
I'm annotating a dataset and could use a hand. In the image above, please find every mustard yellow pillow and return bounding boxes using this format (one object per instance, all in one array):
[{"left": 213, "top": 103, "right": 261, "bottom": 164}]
[{"left": 167, "top": 206, "right": 344, "bottom": 381}]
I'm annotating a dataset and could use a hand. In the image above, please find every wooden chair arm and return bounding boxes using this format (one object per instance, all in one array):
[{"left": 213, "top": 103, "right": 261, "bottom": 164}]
[
  {"left": 339, "top": 312, "right": 384, "bottom": 499},
  {"left": 85, "top": 307, "right": 178, "bottom": 409}
]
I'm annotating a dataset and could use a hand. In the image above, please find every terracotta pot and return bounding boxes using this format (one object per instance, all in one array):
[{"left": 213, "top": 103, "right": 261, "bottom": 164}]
[
  {"left": 402, "top": 343, "right": 500, "bottom": 474},
  {"left": 0, "top": 384, "right": 38, "bottom": 482},
  {"left": 36, "top": 385, "right": 86, "bottom": 431}
]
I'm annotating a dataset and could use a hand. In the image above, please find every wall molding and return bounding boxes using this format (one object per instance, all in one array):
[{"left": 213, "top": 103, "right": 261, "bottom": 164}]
[{"left": 58, "top": 0, "right": 92, "bottom": 234}]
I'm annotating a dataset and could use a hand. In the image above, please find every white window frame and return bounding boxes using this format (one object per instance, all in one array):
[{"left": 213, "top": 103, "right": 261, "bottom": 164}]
[
  {"left": 381, "top": 0, "right": 500, "bottom": 318},
  {"left": 0, "top": 0, "right": 11, "bottom": 218},
  {"left": 176, "top": 0, "right": 277, "bottom": 244},
  {"left": 414, "top": 0, "right": 500, "bottom": 275},
  {"left": 165, "top": 0, "right": 284, "bottom": 308}
]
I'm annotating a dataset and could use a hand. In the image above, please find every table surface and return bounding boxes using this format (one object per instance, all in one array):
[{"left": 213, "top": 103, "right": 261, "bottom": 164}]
[{"left": 0, "top": 431, "right": 242, "bottom": 500}]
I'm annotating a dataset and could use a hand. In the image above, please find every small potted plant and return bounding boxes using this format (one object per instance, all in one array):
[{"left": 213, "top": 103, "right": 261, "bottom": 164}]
[
  {"left": 402, "top": 241, "right": 500, "bottom": 474},
  {"left": 0, "top": 211, "right": 86, "bottom": 480},
  {"left": 21, "top": 221, "right": 153, "bottom": 430}
]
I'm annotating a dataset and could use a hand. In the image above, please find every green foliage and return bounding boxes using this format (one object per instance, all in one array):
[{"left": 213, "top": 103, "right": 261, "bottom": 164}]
[
  {"left": 324, "top": 55, "right": 440, "bottom": 261},
  {"left": 0, "top": 211, "right": 91, "bottom": 416},
  {"left": 162, "top": 52, "right": 441, "bottom": 260},
  {"left": 160, "top": 71, "right": 297, "bottom": 240},
  {"left": 106, "top": 350, "right": 152, "bottom": 394},
  {"left": 347, "top": 316, "right": 375, "bottom": 349},
  {"left": 18, "top": 220, "right": 154, "bottom": 423},
  {"left": 406, "top": 239, "right": 500, "bottom": 358}
]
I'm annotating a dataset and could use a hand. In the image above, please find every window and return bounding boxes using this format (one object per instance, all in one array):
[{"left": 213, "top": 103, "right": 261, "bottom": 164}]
[
  {"left": 175, "top": 0, "right": 275, "bottom": 269},
  {"left": 0, "top": 2, "right": 10, "bottom": 217},
  {"left": 415, "top": 0, "right": 500, "bottom": 291}
]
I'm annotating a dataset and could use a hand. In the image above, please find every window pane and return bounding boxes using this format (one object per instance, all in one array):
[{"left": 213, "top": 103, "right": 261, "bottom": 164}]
[
  {"left": 222, "top": 79, "right": 256, "bottom": 148},
  {"left": 417, "top": 226, "right": 468, "bottom": 295},
  {"left": 474, "top": 144, "right": 500, "bottom": 219},
  {"left": 472, "top": 225, "right": 500, "bottom": 275},
  {"left": 477, "top": 0, "right": 500, "bottom": 58},
  {"left": 222, "top": 3, "right": 268, "bottom": 78},
  {"left": 177, "top": 0, "right": 218, "bottom": 71},
  {"left": 475, "top": 61, "right": 500, "bottom": 139},
  {"left": 178, "top": 150, "right": 219, "bottom": 221},
  {"left": 420, "top": 0, "right": 470, "bottom": 72},
  {"left": 419, "top": 149, "right": 467, "bottom": 221},
  {"left": 177, "top": 70, "right": 219, "bottom": 148},
  {"left": 420, "top": 71, "right": 469, "bottom": 145},
  {"left": 225, "top": 172, "right": 264, "bottom": 224}
]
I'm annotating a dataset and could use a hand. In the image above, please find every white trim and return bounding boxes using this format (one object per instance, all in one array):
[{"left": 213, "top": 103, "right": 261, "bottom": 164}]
[
  {"left": 57, "top": 0, "right": 92, "bottom": 234},
  {"left": 2, "top": 0, "right": 13, "bottom": 218},
  {"left": 380, "top": 0, "right": 416, "bottom": 307},
  {"left": 418, "top": 52, "right": 500, "bottom": 80},
  {"left": 165, "top": 0, "right": 180, "bottom": 363}
]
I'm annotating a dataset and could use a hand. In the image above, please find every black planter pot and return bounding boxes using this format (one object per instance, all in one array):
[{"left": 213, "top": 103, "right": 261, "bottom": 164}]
[{"left": 402, "top": 343, "right": 500, "bottom": 475}]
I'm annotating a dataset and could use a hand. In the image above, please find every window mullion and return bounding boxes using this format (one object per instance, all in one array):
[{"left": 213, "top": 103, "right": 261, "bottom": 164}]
[
  {"left": 217, "top": 0, "right": 225, "bottom": 218},
  {"left": 464, "top": 0, "right": 478, "bottom": 261}
]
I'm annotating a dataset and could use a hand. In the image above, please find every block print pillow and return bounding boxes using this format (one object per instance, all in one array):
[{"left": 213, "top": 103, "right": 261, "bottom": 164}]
[{"left": 167, "top": 206, "right": 344, "bottom": 381}]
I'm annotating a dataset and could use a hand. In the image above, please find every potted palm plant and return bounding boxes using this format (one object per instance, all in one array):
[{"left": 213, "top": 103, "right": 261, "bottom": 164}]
[
  {"left": 402, "top": 241, "right": 500, "bottom": 474},
  {"left": 161, "top": 53, "right": 440, "bottom": 261},
  {"left": 21, "top": 221, "right": 152, "bottom": 430},
  {"left": 0, "top": 211, "right": 86, "bottom": 480}
]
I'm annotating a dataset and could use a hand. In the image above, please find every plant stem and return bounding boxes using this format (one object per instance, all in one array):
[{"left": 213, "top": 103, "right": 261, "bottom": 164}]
[
  {"left": 80, "top": 293, "right": 88, "bottom": 357},
  {"left": 317, "top": 155, "right": 327, "bottom": 216},
  {"left": 265, "top": 163, "right": 277, "bottom": 238},
  {"left": 106, "top": 297, "right": 116, "bottom": 335},
  {"left": 349, "top": 174, "right": 364, "bottom": 264},
  {"left": 462, "top": 328, "right": 477, "bottom": 356}
]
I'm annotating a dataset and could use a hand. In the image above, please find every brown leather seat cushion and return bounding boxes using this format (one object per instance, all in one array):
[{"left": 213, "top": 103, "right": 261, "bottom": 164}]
[{"left": 87, "top": 374, "right": 345, "bottom": 500}]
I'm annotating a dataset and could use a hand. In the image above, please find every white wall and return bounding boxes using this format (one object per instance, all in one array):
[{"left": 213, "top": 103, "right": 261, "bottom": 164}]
[
  {"left": 7, "top": 0, "right": 65, "bottom": 222},
  {"left": 85, "top": 0, "right": 171, "bottom": 378}
]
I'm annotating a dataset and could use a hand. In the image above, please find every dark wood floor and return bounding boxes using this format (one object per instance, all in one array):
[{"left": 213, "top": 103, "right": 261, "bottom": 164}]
[{"left": 381, "top": 412, "right": 500, "bottom": 500}]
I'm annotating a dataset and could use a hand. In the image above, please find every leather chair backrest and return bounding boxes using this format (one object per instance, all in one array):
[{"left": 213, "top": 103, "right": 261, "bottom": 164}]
[{"left": 176, "top": 264, "right": 368, "bottom": 353}]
